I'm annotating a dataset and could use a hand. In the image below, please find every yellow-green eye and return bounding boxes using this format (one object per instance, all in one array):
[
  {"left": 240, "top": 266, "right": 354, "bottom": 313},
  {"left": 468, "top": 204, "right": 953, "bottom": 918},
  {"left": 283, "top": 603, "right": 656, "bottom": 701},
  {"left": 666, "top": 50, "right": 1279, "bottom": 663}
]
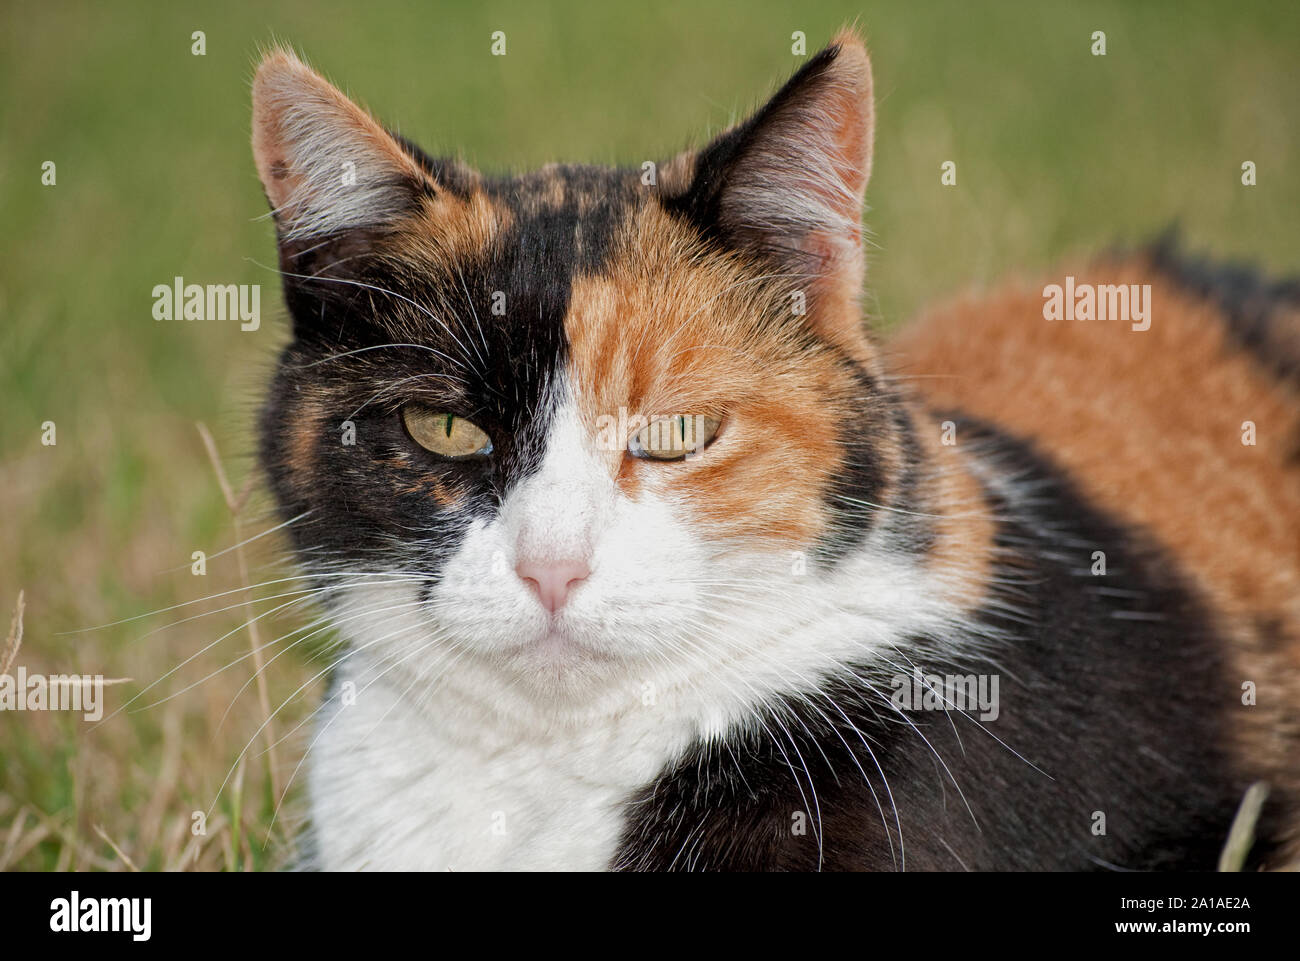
[
  {"left": 629, "top": 415, "right": 722, "bottom": 461},
  {"left": 402, "top": 407, "right": 493, "bottom": 459}
]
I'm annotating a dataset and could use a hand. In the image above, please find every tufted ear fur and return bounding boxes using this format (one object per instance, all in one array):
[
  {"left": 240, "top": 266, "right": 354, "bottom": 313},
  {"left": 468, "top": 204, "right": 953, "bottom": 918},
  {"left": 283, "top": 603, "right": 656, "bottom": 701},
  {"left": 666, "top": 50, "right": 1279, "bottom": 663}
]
[
  {"left": 666, "top": 31, "right": 874, "bottom": 349},
  {"left": 251, "top": 47, "right": 432, "bottom": 242}
]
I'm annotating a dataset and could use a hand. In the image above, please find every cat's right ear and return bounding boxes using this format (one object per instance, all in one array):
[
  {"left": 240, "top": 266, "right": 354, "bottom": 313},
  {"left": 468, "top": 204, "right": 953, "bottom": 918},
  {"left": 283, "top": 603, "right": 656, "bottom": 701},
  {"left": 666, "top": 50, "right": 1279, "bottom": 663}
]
[{"left": 251, "top": 48, "right": 431, "bottom": 242}]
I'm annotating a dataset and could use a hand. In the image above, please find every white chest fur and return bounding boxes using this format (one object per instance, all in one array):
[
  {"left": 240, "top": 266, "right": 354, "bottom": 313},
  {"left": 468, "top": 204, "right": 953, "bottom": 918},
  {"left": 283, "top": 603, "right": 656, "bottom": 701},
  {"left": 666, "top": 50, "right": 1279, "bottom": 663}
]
[{"left": 306, "top": 655, "right": 693, "bottom": 871}]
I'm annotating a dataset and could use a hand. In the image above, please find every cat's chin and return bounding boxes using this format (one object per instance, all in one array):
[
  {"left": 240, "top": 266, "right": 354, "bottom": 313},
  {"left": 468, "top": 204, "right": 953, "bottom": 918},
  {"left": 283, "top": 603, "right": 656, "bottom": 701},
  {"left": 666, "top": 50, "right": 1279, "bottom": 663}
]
[
  {"left": 500, "top": 621, "right": 622, "bottom": 667},
  {"left": 465, "top": 620, "right": 638, "bottom": 698}
]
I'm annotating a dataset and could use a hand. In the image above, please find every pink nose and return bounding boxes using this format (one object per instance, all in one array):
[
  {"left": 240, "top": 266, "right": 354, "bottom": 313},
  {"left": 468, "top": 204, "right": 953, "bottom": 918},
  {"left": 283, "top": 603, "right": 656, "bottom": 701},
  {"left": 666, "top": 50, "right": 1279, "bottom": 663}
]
[{"left": 515, "top": 559, "right": 591, "bottom": 613}]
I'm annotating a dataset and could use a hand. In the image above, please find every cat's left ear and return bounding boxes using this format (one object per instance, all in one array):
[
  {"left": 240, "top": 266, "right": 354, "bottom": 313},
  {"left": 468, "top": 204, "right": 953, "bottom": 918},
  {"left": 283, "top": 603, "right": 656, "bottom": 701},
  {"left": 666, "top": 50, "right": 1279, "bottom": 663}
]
[{"left": 667, "top": 30, "right": 874, "bottom": 328}]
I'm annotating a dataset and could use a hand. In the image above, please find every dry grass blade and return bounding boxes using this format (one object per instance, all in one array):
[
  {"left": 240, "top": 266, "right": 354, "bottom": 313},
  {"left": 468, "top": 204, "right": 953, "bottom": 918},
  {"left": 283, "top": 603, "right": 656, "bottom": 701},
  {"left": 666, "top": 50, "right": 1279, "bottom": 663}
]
[
  {"left": 49, "top": 677, "right": 133, "bottom": 688},
  {"left": 1, "top": 805, "right": 35, "bottom": 870},
  {"left": 1218, "top": 781, "right": 1269, "bottom": 872},
  {"left": 2, "top": 589, "right": 25, "bottom": 676},
  {"left": 196, "top": 422, "right": 282, "bottom": 805},
  {"left": 93, "top": 823, "right": 141, "bottom": 872}
]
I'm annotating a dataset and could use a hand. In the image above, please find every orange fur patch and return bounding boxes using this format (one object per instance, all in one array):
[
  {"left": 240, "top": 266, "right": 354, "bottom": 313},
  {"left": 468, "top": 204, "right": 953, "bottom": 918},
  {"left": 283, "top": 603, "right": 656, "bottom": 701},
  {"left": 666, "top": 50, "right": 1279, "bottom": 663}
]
[
  {"left": 893, "top": 259, "right": 1300, "bottom": 642},
  {"left": 891, "top": 257, "right": 1300, "bottom": 841},
  {"left": 563, "top": 203, "right": 865, "bottom": 548},
  {"left": 912, "top": 414, "right": 998, "bottom": 606},
  {"left": 284, "top": 390, "right": 328, "bottom": 492},
  {"left": 387, "top": 187, "right": 508, "bottom": 277}
]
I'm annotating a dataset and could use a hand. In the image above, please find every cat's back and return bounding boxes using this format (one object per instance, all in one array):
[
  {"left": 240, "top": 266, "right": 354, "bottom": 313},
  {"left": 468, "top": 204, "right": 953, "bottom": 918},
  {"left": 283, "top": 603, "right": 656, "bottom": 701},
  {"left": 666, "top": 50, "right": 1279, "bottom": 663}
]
[{"left": 890, "top": 245, "right": 1300, "bottom": 668}]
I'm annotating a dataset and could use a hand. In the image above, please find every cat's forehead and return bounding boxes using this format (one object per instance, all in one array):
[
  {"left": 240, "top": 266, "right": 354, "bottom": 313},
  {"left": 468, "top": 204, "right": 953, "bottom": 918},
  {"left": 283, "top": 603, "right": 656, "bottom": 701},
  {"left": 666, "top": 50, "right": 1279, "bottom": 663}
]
[
  {"left": 373, "top": 161, "right": 802, "bottom": 378},
  {"left": 489, "top": 163, "right": 641, "bottom": 223},
  {"left": 385, "top": 160, "right": 648, "bottom": 278},
  {"left": 486, "top": 163, "right": 648, "bottom": 275},
  {"left": 368, "top": 157, "right": 864, "bottom": 417}
]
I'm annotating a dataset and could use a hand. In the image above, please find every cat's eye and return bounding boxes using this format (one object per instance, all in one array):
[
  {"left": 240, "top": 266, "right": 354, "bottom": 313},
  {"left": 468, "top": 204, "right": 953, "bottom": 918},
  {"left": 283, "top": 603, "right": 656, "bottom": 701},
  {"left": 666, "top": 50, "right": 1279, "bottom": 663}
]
[
  {"left": 402, "top": 407, "right": 493, "bottom": 459},
  {"left": 628, "top": 415, "right": 722, "bottom": 461}
]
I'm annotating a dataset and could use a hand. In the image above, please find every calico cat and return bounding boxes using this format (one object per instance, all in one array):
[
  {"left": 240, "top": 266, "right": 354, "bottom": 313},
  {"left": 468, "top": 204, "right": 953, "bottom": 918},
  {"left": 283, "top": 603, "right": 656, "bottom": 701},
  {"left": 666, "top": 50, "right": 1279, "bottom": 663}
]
[{"left": 250, "top": 31, "right": 1300, "bottom": 871}]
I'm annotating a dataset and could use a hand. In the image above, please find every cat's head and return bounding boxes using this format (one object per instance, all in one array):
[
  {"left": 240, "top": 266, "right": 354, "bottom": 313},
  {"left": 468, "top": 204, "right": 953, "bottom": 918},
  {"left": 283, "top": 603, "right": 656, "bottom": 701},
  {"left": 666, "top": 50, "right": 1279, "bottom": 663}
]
[{"left": 253, "top": 32, "right": 926, "bottom": 709}]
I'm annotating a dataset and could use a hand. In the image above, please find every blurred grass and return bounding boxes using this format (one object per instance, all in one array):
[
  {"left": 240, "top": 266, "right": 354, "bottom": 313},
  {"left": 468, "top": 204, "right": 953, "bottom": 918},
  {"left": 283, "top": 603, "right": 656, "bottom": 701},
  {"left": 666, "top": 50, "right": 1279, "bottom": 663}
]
[{"left": 1, "top": 0, "right": 1298, "bottom": 870}]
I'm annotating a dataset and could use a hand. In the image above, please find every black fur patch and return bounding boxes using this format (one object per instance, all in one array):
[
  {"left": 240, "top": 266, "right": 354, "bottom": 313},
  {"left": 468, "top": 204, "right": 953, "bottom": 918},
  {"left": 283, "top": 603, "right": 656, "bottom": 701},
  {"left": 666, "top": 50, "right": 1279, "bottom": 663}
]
[
  {"left": 486, "top": 165, "right": 641, "bottom": 277},
  {"left": 817, "top": 365, "right": 920, "bottom": 564},
  {"left": 1148, "top": 231, "right": 1300, "bottom": 387},
  {"left": 259, "top": 163, "right": 642, "bottom": 582},
  {"left": 613, "top": 419, "right": 1253, "bottom": 871}
]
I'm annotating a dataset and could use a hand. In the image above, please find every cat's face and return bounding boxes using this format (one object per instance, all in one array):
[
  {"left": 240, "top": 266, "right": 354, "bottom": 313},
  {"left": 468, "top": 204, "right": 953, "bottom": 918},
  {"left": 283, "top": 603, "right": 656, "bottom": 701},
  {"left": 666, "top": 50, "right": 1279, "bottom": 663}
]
[{"left": 254, "top": 35, "right": 919, "bottom": 704}]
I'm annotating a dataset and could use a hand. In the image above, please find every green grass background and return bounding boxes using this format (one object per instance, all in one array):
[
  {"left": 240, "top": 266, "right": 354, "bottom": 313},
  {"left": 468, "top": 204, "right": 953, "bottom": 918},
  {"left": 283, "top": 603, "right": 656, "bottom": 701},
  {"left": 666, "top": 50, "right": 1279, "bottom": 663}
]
[{"left": 2, "top": 0, "right": 1298, "bottom": 869}]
